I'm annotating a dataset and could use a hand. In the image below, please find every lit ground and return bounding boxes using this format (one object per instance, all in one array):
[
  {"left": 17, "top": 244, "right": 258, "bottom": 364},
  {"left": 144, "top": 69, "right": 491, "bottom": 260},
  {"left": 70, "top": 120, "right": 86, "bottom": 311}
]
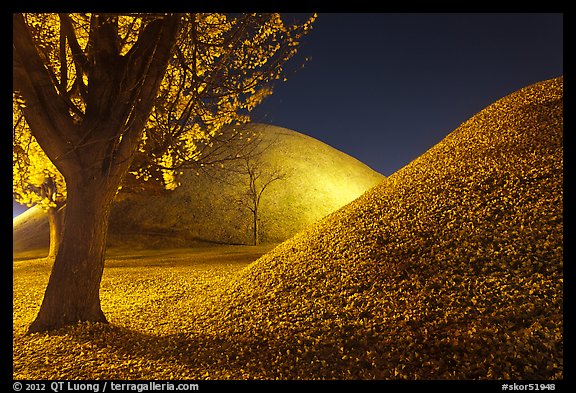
[
  {"left": 13, "top": 78, "right": 563, "bottom": 381},
  {"left": 13, "top": 245, "right": 274, "bottom": 380}
]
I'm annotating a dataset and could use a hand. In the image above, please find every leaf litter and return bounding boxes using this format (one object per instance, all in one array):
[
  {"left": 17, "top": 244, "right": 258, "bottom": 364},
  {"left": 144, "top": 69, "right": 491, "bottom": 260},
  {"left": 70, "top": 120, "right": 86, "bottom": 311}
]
[{"left": 13, "top": 77, "right": 563, "bottom": 380}]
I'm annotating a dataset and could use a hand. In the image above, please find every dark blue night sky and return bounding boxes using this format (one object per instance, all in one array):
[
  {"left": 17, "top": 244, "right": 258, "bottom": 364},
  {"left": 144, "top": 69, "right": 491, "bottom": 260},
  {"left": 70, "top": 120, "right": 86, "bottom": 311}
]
[
  {"left": 252, "top": 12, "right": 564, "bottom": 176},
  {"left": 12, "top": 13, "right": 563, "bottom": 218}
]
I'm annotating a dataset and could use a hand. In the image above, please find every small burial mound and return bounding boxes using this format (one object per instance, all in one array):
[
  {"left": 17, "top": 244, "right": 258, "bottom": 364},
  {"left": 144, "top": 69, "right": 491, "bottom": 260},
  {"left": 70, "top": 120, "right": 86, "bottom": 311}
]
[
  {"left": 201, "top": 77, "right": 563, "bottom": 379},
  {"left": 13, "top": 124, "right": 384, "bottom": 251}
]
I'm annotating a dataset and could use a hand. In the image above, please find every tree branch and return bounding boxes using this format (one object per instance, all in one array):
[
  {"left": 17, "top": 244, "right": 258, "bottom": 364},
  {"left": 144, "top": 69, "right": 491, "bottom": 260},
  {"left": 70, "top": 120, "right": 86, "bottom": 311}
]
[
  {"left": 84, "top": 14, "right": 122, "bottom": 125},
  {"left": 59, "top": 14, "right": 89, "bottom": 100},
  {"left": 113, "top": 14, "right": 182, "bottom": 176},
  {"left": 59, "top": 18, "right": 68, "bottom": 91},
  {"left": 13, "top": 13, "right": 81, "bottom": 178}
]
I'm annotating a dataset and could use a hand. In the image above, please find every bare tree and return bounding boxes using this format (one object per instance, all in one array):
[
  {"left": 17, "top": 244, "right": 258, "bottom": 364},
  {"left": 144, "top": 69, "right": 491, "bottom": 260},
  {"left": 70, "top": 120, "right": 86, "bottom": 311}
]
[
  {"left": 236, "top": 154, "right": 289, "bottom": 246},
  {"left": 197, "top": 125, "right": 291, "bottom": 246}
]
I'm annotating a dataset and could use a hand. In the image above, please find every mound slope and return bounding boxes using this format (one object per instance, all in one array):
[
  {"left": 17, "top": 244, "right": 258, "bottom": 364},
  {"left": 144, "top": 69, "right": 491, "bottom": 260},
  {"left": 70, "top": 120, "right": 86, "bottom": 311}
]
[
  {"left": 201, "top": 77, "right": 563, "bottom": 379},
  {"left": 13, "top": 124, "right": 384, "bottom": 251}
]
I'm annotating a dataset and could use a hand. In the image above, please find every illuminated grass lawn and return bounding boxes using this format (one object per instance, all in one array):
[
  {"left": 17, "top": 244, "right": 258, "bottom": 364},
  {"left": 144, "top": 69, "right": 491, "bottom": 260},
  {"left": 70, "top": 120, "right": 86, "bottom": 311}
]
[{"left": 13, "top": 246, "right": 274, "bottom": 380}]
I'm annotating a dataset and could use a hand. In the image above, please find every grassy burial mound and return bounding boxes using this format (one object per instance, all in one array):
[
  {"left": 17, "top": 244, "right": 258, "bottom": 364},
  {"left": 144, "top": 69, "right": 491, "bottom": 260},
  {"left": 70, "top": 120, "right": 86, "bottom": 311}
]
[
  {"left": 13, "top": 124, "right": 384, "bottom": 251},
  {"left": 108, "top": 123, "right": 384, "bottom": 247},
  {"left": 202, "top": 77, "right": 563, "bottom": 379},
  {"left": 12, "top": 205, "right": 51, "bottom": 256}
]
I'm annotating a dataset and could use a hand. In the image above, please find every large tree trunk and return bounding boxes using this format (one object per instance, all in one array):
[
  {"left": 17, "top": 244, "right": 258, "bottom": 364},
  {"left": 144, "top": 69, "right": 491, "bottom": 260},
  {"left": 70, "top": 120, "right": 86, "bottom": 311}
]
[
  {"left": 28, "top": 176, "right": 117, "bottom": 333},
  {"left": 14, "top": 13, "right": 181, "bottom": 334},
  {"left": 46, "top": 204, "right": 64, "bottom": 261}
]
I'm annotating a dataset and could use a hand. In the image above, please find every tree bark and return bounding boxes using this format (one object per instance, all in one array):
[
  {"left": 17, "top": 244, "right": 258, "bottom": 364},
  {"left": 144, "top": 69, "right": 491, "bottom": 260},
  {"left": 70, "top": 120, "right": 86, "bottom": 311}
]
[
  {"left": 28, "top": 175, "right": 117, "bottom": 333},
  {"left": 252, "top": 208, "right": 259, "bottom": 246},
  {"left": 46, "top": 205, "right": 64, "bottom": 261},
  {"left": 15, "top": 14, "right": 182, "bottom": 334}
]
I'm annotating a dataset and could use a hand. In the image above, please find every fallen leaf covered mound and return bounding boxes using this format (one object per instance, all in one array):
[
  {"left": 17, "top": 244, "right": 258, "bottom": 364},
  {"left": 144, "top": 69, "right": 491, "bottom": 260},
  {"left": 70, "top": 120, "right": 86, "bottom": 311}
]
[{"left": 201, "top": 77, "right": 563, "bottom": 379}]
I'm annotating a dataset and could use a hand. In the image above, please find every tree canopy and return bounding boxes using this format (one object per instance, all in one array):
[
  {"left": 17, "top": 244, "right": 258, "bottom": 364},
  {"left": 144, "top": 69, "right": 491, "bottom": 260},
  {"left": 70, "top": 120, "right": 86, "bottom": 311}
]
[
  {"left": 13, "top": 12, "right": 316, "bottom": 333},
  {"left": 14, "top": 13, "right": 316, "bottom": 192},
  {"left": 13, "top": 99, "right": 66, "bottom": 211}
]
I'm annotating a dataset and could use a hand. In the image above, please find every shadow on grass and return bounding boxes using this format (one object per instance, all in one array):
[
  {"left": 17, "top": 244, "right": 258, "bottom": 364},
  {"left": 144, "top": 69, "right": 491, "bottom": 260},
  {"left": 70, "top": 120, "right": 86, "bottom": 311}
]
[
  {"left": 52, "top": 319, "right": 381, "bottom": 380},
  {"left": 55, "top": 322, "right": 288, "bottom": 379}
]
